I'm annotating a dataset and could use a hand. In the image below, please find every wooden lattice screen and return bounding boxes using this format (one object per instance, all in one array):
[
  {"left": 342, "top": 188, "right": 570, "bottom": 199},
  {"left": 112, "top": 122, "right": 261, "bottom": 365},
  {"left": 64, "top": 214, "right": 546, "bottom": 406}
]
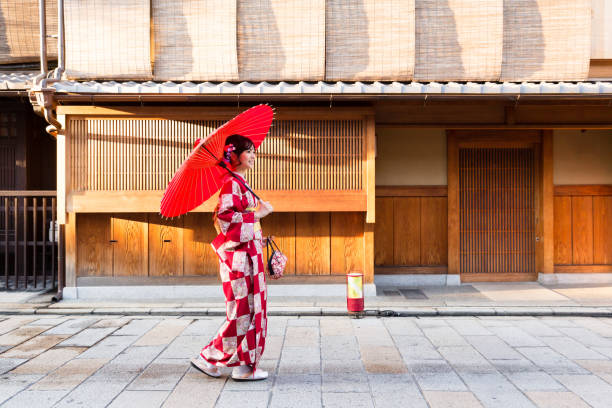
[
  {"left": 459, "top": 148, "right": 535, "bottom": 274},
  {"left": 69, "top": 119, "right": 364, "bottom": 192}
]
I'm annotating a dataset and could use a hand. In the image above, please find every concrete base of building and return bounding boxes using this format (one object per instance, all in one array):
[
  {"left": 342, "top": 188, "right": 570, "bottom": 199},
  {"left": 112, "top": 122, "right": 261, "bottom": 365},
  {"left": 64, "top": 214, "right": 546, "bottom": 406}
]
[
  {"left": 374, "top": 274, "right": 461, "bottom": 287},
  {"left": 539, "top": 273, "right": 612, "bottom": 285},
  {"left": 62, "top": 283, "right": 377, "bottom": 300}
]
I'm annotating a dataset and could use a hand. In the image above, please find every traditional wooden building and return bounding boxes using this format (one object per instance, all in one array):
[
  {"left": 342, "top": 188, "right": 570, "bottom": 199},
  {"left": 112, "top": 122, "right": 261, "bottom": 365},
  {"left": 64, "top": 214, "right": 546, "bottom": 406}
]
[{"left": 3, "top": 0, "right": 612, "bottom": 297}]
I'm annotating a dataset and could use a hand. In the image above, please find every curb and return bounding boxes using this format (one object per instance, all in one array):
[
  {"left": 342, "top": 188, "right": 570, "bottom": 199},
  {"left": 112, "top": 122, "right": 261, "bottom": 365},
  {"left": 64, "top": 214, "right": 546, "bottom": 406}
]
[{"left": 1, "top": 307, "right": 612, "bottom": 317}]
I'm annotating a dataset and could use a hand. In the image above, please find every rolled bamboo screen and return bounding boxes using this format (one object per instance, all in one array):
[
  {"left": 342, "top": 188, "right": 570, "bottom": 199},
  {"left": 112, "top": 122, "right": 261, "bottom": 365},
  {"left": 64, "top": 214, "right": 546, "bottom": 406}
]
[
  {"left": 325, "top": 0, "right": 415, "bottom": 81},
  {"left": 0, "top": 0, "right": 57, "bottom": 64},
  {"left": 501, "top": 0, "right": 591, "bottom": 82},
  {"left": 591, "top": 0, "right": 612, "bottom": 59},
  {"left": 414, "top": 0, "right": 502, "bottom": 82},
  {"left": 237, "top": 0, "right": 325, "bottom": 81},
  {"left": 152, "top": 0, "right": 238, "bottom": 82},
  {"left": 64, "top": 0, "right": 152, "bottom": 80},
  {"left": 69, "top": 118, "right": 364, "bottom": 192}
]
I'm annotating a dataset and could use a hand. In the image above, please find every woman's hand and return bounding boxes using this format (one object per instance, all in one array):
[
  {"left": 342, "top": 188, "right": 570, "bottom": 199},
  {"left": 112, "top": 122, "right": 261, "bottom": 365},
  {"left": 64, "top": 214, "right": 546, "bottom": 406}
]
[{"left": 255, "top": 200, "right": 274, "bottom": 219}]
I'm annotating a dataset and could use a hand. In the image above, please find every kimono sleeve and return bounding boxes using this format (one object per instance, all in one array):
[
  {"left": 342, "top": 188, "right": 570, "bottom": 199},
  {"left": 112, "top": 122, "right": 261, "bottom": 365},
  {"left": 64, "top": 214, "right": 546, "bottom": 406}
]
[{"left": 216, "top": 179, "right": 256, "bottom": 244}]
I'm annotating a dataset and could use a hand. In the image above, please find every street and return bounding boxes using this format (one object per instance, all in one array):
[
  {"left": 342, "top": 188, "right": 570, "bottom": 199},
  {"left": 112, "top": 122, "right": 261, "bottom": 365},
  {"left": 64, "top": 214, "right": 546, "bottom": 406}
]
[{"left": 1, "top": 314, "right": 612, "bottom": 407}]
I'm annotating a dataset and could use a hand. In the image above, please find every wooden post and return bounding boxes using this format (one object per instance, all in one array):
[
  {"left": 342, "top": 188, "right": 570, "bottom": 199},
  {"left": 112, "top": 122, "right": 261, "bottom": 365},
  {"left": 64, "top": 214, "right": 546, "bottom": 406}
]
[
  {"left": 541, "top": 130, "right": 554, "bottom": 274},
  {"left": 447, "top": 131, "right": 459, "bottom": 276},
  {"left": 364, "top": 115, "right": 376, "bottom": 284}
]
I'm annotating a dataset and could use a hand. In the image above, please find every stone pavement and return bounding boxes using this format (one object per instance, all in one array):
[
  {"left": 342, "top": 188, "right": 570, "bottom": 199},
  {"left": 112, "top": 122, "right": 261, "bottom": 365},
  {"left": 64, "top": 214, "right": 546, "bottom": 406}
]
[
  {"left": 2, "top": 314, "right": 612, "bottom": 407},
  {"left": 2, "top": 282, "right": 612, "bottom": 317}
]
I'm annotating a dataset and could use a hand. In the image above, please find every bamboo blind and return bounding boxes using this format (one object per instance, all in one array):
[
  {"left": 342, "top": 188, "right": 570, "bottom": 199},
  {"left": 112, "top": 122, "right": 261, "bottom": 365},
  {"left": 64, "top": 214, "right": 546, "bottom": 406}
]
[
  {"left": 0, "top": 0, "right": 57, "bottom": 64},
  {"left": 152, "top": 0, "right": 238, "bottom": 82},
  {"left": 237, "top": 0, "right": 325, "bottom": 81},
  {"left": 414, "top": 0, "right": 502, "bottom": 82},
  {"left": 459, "top": 148, "right": 535, "bottom": 274},
  {"left": 501, "top": 0, "right": 591, "bottom": 81},
  {"left": 64, "top": 0, "right": 152, "bottom": 80},
  {"left": 591, "top": 0, "right": 612, "bottom": 59},
  {"left": 69, "top": 118, "right": 363, "bottom": 192},
  {"left": 325, "top": 0, "right": 415, "bottom": 81}
]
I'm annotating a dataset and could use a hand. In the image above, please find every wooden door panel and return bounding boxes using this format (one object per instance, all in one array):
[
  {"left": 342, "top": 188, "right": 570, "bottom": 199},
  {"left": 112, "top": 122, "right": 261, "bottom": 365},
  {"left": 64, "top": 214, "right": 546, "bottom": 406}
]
[
  {"left": 112, "top": 214, "right": 148, "bottom": 277},
  {"left": 261, "top": 212, "right": 296, "bottom": 275},
  {"left": 553, "top": 196, "right": 573, "bottom": 264},
  {"left": 183, "top": 213, "right": 218, "bottom": 276},
  {"left": 149, "top": 214, "right": 183, "bottom": 277},
  {"left": 76, "top": 214, "right": 112, "bottom": 276},
  {"left": 421, "top": 197, "right": 447, "bottom": 265},
  {"left": 331, "top": 212, "right": 364, "bottom": 275},
  {"left": 374, "top": 197, "right": 394, "bottom": 265},
  {"left": 594, "top": 196, "right": 612, "bottom": 265},
  {"left": 393, "top": 197, "right": 420, "bottom": 265},
  {"left": 295, "top": 212, "right": 330, "bottom": 275},
  {"left": 571, "top": 196, "right": 594, "bottom": 265}
]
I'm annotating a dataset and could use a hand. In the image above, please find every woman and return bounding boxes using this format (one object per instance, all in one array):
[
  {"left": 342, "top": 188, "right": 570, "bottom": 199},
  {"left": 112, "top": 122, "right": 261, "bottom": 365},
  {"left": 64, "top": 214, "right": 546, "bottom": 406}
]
[{"left": 191, "top": 134, "right": 277, "bottom": 381}]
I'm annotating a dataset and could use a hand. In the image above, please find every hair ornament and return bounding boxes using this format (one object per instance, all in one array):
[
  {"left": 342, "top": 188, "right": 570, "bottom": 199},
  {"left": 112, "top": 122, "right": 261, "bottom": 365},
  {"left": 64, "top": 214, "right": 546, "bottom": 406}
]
[{"left": 222, "top": 143, "right": 236, "bottom": 164}]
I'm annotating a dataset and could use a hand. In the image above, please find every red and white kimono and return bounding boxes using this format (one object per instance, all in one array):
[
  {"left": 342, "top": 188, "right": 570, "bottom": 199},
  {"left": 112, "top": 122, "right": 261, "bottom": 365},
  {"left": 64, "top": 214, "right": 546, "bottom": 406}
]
[{"left": 200, "top": 173, "right": 267, "bottom": 369}]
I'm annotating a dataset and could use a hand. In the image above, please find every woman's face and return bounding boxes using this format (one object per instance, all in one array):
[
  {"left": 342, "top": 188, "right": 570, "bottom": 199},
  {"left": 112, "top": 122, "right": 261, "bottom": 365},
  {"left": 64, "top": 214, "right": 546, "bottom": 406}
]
[{"left": 234, "top": 146, "right": 256, "bottom": 172}]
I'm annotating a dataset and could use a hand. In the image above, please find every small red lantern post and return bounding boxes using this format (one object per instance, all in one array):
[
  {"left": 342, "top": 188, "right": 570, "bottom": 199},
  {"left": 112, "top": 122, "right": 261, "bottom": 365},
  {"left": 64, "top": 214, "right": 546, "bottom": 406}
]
[{"left": 346, "top": 271, "right": 364, "bottom": 318}]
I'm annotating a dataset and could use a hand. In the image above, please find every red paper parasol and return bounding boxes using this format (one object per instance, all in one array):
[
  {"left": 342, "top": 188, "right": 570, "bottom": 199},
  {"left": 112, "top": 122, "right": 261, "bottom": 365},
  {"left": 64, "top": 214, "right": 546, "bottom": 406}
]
[{"left": 160, "top": 104, "right": 274, "bottom": 218}]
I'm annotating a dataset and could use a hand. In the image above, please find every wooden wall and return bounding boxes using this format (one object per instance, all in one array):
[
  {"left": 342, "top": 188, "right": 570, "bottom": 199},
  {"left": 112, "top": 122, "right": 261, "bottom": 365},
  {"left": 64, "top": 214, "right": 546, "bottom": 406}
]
[
  {"left": 553, "top": 185, "right": 612, "bottom": 272},
  {"left": 374, "top": 186, "right": 447, "bottom": 271},
  {"left": 76, "top": 211, "right": 365, "bottom": 278}
]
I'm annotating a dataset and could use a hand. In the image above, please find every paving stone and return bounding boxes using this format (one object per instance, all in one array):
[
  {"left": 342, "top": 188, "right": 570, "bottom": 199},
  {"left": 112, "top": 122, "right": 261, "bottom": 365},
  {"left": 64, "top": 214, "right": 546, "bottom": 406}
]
[
  {"left": 359, "top": 344, "right": 407, "bottom": 374},
  {"left": 90, "top": 318, "right": 131, "bottom": 328},
  {"left": 322, "top": 360, "right": 368, "bottom": 393},
  {"left": 422, "top": 326, "right": 468, "bottom": 347},
  {"left": 215, "top": 390, "right": 269, "bottom": 408},
  {"left": 0, "top": 358, "right": 27, "bottom": 375},
  {"left": 30, "top": 358, "right": 108, "bottom": 391},
  {"left": 43, "top": 318, "right": 99, "bottom": 335},
  {"left": 133, "top": 319, "right": 191, "bottom": 346},
  {"left": 572, "top": 317, "right": 612, "bottom": 338},
  {"left": 0, "top": 374, "right": 43, "bottom": 405},
  {"left": 161, "top": 368, "right": 226, "bottom": 408},
  {"left": 383, "top": 318, "right": 423, "bottom": 336},
  {"left": 514, "top": 319, "right": 562, "bottom": 337},
  {"left": 112, "top": 319, "right": 160, "bottom": 336},
  {"left": 58, "top": 327, "right": 116, "bottom": 347},
  {"left": 504, "top": 371, "right": 565, "bottom": 392},
  {"left": 26, "top": 317, "right": 69, "bottom": 326},
  {"left": 538, "top": 318, "right": 578, "bottom": 328},
  {"left": 0, "top": 317, "right": 37, "bottom": 335},
  {"left": 0, "top": 389, "right": 67, "bottom": 408},
  {"left": 559, "top": 327, "right": 612, "bottom": 347},
  {"left": 0, "top": 345, "right": 10, "bottom": 353},
  {"left": 321, "top": 335, "right": 360, "bottom": 360},
  {"left": 460, "top": 372, "right": 537, "bottom": 408},
  {"left": 320, "top": 317, "right": 353, "bottom": 337},
  {"left": 76, "top": 335, "right": 139, "bottom": 359},
  {"left": 159, "top": 335, "right": 210, "bottom": 359},
  {"left": 538, "top": 336, "right": 607, "bottom": 360},
  {"left": 270, "top": 391, "right": 322, "bottom": 408},
  {"left": 490, "top": 359, "right": 540, "bottom": 374},
  {"left": 406, "top": 359, "right": 466, "bottom": 391},
  {"left": 574, "top": 359, "right": 612, "bottom": 385},
  {"left": 53, "top": 376, "right": 132, "bottom": 408},
  {"left": 108, "top": 390, "right": 169, "bottom": 408},
  {"left": 11, "top": 347, "right": 84, "bottom": 374},
  {"left": 464, "top": 336, "right": 522, "bottom": 360},
  {"left": 273, "top": 374, "right": 321, "bottom": 393},
  {"left": 278, "top": 346, "right": 321, "bottom": 375},
  {"left": 446, "top": 319, "right": 493, "bottom": 336},
  {"left": 395, "top": 335, "right": 442, "bottom": 360},
  {"left": 553, "top": 374, "right": 612, "bottom": 408},
  {"left": 592, "top": 347, "right": 612, "bottom": 358},
  {"left": 415, "top": 317, "right": 449, "bottom": 328},
  {"left": 263, "top": 335, "right": 284, "bottom": 361},
  {"left": 284, "top": 326, "right": 320, "bottom": 347},
  {"left": 438, "top": 346, "right": 497, "bottom": 374},
  {"left": 287, "top": 317, "right": 320, "bottom": 327},
  {"left": 128, "top": 358, "right": 189, "bottom": 391},
  {"left": 489, "top": 327, "right": 545, "bottom": 347},
  {"left": 322, "top": 392, "right": 374, "bottom": 408},
  {"left": 0, "top": 326, "right": 50, "bottom": 346},
  {"left": 525, "top": 391, "right": 591, "bottom": 408},
  {"left": 368, "top": 374, "right": 428, "bottom": 408},
  {"left": 517, "top": 347, "right": 587, "bottom": 375},
  {"left": 423, "top": 391, "right": 484, "bottom": 408},
  {"left": 1, "top": 334, "right": 68, "bottom": 359}
]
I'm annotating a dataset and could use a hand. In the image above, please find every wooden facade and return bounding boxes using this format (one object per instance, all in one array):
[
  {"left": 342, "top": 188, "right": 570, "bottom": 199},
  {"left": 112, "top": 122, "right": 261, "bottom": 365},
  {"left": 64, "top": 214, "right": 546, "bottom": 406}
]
[{"left": 58, "top": 107, "right": 376, "bottom": 284}]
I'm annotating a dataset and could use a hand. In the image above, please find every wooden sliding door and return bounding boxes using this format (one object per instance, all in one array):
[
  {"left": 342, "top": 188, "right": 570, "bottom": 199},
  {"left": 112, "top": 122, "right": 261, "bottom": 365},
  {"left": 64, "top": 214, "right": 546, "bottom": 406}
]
[{"left": 449, "top": 131, "right": 541, "bottom": 282}]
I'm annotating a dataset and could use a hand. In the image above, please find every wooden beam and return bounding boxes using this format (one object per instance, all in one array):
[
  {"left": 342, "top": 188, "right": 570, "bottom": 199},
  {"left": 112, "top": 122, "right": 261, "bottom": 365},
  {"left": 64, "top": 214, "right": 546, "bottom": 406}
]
[
  {"left": 554, "top": 265, "right": 612, "bottom": 273},
  {"left": 542, "top": 131, "right": 554, "bottom": 274},
  {"left": 446, "top": 131, "right": 459, "bottom": 275},
  {"left": 554, "top": 185, "right": 612, "bottom": 196},
  {"left": 58, "top": 105, "right": 374, "bottom": 119},
  {"left": 364, "top": 221, "right": 374, "bottom": 284},
  {"left": 365, "top": 115, "right": 376, "bottom": 223},
  {"left": 56, "top": 115, "right": 68, "bottom": 224},
  {"left": 67, "top": 190, "right": 367, "bottom": 213},
  {"left": 65, "top": 212, "right": 77, "bottom": 287},
  {"left": 376, "top": 186, "right": 448, "bottom": 197},
  {"left": 375, "top": 266, "right": 448, "bottom": 275}
]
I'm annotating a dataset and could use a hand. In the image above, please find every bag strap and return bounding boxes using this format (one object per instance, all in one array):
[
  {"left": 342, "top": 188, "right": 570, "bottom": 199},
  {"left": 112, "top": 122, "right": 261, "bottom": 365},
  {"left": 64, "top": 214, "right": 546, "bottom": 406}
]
[{"left": 268, "top": 237, "right": 281, "bottom": 252}]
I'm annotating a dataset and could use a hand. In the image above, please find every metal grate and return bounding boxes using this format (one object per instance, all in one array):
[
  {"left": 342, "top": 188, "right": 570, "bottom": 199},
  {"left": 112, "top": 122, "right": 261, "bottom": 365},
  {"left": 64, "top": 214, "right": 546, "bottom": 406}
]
[{"left": 459, "top": 148, "right": 535, "bottom": 274}]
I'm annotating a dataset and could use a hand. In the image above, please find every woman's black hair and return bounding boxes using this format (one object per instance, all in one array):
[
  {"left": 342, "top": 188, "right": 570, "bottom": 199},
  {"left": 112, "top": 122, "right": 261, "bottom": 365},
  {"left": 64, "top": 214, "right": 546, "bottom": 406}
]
[{"left": 224, "top": 134, "right": 254, "bottom": 165}]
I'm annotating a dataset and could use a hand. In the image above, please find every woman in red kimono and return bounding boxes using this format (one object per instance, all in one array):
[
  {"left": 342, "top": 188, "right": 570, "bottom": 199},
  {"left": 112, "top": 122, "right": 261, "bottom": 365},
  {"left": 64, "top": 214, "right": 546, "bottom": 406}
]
[{"left": 191, "top": 134, "right": 277, "bottom": 381}]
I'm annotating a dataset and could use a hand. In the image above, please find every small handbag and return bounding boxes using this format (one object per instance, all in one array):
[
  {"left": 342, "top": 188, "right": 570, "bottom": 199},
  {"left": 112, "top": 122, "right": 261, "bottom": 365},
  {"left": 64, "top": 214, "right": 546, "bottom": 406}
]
[{"left": 265, "top": 237, "right": 287, "bottom": 276}]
